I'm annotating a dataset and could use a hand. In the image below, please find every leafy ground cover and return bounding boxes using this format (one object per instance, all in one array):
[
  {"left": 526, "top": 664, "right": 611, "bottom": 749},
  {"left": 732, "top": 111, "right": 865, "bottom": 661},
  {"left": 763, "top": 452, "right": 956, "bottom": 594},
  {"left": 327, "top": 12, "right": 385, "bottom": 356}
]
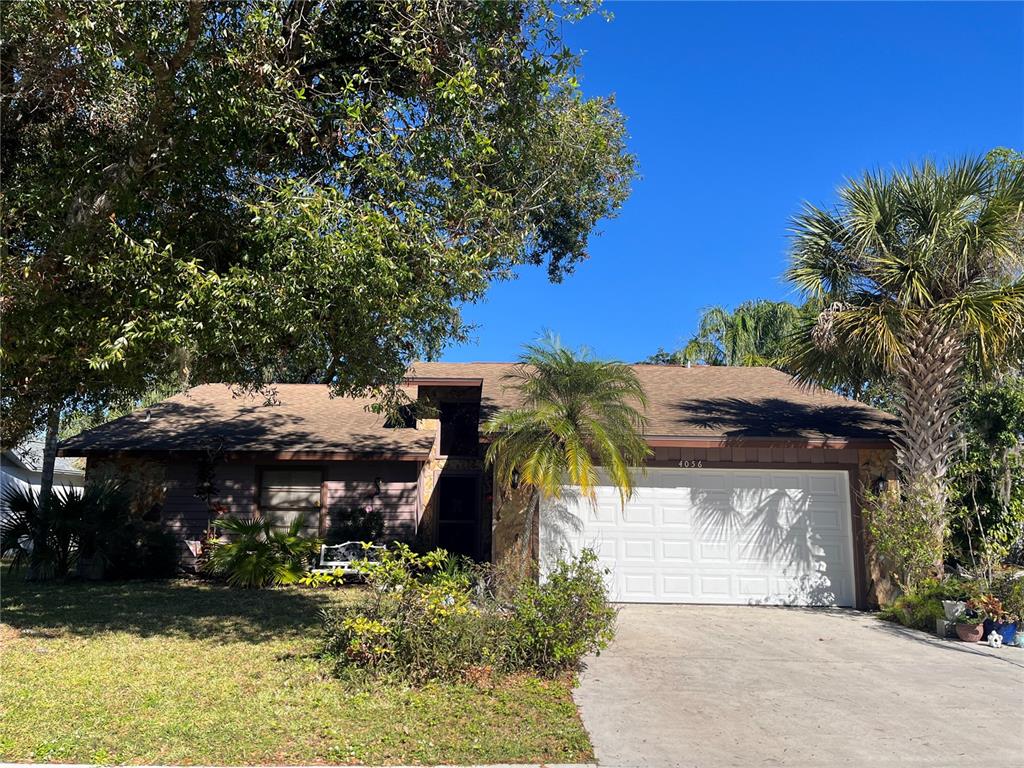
[{"left": 0, "top": 578, "right": 591, "bottom": 765}]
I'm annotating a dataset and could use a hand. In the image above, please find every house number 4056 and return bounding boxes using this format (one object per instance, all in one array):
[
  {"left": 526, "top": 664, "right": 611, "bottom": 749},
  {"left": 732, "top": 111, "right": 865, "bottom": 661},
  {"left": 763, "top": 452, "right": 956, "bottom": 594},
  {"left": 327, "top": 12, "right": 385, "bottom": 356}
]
[{"left": 678, "top": 460, "right": 703, "bottom": 468}]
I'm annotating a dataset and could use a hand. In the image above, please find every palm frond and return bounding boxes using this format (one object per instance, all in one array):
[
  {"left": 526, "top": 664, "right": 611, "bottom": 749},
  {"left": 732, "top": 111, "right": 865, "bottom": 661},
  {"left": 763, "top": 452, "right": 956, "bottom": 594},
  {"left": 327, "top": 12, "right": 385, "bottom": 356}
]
[{"left": 484, "top": 339, "right": 649, "bottom": 512}]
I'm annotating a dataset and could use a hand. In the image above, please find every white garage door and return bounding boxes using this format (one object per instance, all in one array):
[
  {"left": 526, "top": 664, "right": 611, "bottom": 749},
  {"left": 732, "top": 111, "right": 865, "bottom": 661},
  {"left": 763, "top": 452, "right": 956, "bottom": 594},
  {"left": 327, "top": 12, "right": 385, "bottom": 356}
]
[{"left": 540, "top": 467, "right": 856, "bottom": 607}]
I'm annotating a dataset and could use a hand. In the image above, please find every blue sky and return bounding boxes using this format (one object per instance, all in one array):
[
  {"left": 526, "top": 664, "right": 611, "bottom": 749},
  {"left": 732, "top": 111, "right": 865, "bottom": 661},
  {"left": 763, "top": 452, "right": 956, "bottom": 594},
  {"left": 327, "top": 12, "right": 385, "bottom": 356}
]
[{"left": 441, "top": 1, "right": 1024, "bottom": 363}]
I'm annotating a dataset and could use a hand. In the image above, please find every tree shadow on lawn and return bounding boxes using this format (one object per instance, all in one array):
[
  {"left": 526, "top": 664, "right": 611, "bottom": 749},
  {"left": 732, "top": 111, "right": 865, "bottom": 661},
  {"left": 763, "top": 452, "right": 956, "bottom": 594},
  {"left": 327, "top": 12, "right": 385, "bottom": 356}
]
[{"left": 0, "top": 577, "right": 359, "bottom": 643}]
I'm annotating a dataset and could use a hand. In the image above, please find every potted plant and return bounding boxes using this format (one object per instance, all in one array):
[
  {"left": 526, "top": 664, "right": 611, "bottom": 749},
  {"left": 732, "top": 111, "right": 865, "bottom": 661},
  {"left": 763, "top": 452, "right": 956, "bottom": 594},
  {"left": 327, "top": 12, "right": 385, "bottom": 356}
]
[
  {"left": 975, "top": 594, "right": 1018, "bottom": 645},
  {"left": 954, "top": 604, "right": 986, "bottom": 642},
  {"left": 990, "top": 571, "right": 1024, "bottom": 648},
  {"left": 941, "top": 599, "right": 966, "bottom": 621}
]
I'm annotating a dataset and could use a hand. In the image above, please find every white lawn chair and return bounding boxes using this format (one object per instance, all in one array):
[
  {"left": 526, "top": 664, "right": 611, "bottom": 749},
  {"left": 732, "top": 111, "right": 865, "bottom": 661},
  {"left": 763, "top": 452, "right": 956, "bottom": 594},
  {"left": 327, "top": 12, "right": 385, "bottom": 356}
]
[{"left": 313, "top": 541, "right": 386, "bottom": 574}]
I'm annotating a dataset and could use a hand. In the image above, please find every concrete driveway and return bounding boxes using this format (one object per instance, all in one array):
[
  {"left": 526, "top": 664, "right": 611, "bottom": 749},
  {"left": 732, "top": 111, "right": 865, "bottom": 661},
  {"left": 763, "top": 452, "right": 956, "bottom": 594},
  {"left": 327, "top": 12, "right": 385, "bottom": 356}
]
[{"left": 574, "top": 605, "right": 1024, "bottom": 767}]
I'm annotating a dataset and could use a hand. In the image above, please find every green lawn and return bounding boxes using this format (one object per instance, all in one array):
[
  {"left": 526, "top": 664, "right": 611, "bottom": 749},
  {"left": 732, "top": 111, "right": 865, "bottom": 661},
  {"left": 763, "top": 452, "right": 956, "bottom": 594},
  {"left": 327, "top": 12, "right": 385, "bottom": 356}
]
[{"left": 0, "top": 578, "right": 592, "bottom": 765}]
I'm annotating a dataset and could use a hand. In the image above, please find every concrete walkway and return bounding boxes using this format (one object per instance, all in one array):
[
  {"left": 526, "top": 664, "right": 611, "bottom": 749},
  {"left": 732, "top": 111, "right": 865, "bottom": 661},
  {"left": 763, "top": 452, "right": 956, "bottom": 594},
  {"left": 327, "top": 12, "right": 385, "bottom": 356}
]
[{"left": 574, "top": 605, "right": 1024, "bottom": 768}]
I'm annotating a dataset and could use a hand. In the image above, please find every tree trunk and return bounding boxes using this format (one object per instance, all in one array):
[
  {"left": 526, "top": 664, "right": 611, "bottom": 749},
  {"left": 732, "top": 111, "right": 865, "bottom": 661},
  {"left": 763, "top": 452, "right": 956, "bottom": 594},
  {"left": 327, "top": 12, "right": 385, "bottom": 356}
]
[
  {"left": 892, "top": 321, "right": 962, "bottom": 575},
  {"left": 25, "top": 407, "right": 61, "bottom": 581},
  {"left": 39, "top": 406, "right": 61, "bottom": 513},
  {"left": 492, "top": 485, "right": 539, "bottom": 584}
]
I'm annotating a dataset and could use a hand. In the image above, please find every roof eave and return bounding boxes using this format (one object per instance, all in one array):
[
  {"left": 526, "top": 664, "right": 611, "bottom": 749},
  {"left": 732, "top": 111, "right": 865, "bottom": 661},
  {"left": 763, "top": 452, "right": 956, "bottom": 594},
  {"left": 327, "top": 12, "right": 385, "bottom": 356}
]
[
  {"left": 403, "top": 376, "right": 484, "bottom": 387},
  {"left": 642, "top": 435, "right": 893, "bottom": 449},
  {"left": 57, "top": 448, "right": 432, "bottom": 462},
  {"left": 477, "top": 434, "right": 893, "bottom": 449}
]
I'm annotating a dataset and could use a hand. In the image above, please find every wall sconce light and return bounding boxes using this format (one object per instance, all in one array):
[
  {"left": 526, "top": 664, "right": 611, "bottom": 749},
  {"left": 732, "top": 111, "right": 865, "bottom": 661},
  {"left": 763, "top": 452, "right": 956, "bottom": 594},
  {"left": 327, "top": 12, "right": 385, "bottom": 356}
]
[
  {"left": 871, "top": 475, "right": 887, "bottom": 494},
  {"left": 372, "top": 477, "right": 383, "bottom": 496}
]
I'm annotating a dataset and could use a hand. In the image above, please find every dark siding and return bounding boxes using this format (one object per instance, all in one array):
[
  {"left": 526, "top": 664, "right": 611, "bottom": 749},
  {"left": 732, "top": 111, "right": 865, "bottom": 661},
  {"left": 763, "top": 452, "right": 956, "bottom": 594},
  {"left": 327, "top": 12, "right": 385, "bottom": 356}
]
[
  {"left": 323, "top": 461, "right": 419, "bottom": 542},
  {"left": 154, "top": 458, "right": 419, "bottom": 564}
]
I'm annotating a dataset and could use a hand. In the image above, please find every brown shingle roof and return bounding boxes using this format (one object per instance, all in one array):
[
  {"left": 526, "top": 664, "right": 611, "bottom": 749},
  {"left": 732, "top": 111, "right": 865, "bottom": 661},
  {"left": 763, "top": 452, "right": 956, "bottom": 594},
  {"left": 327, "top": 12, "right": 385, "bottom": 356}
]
[
  {"left": 60, "top": 384, "right": 435, "bottom": 457},
  {"left": 62, "top": 363, "right": 895, "bottom": 456},
  {"left": 407, "top": 362, "right": 896, "bottom": 443}
]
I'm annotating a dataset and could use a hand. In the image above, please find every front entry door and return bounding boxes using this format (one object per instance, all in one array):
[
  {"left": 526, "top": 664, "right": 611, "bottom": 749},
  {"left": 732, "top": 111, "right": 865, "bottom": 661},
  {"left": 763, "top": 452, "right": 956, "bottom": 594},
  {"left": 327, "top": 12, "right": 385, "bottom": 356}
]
[{"left": 437, "top": 476, "right": 479, "bottom": 559}]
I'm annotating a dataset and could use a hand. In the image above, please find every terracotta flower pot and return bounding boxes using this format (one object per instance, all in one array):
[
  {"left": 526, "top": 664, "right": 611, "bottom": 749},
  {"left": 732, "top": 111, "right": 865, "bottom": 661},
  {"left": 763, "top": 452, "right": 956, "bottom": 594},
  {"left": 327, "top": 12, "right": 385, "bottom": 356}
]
[{"left": 955, "top": 622, "right": 985, "bottom": 642}]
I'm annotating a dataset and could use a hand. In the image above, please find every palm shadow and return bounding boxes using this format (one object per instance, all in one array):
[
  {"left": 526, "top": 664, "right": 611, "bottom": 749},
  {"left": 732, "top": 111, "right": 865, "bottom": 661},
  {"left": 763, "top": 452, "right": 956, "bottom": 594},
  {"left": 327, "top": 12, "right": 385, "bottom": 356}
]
[
  {"left": 539, "top": 489, "right": 586, "bottom": 573},
  {"left": 669, "top": 396, "right": 896, "bottom": 439},
  {"left": 690, "top": 481, "right": 841, "bottom": 606}
]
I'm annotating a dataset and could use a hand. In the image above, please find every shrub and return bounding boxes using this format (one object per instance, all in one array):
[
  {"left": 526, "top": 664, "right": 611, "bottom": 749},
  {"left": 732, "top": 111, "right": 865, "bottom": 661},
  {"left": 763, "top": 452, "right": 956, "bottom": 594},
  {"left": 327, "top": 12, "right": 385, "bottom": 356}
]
[
  {"left": 76, "top": 480, "right": 176, "bottom": 579},
  {"left": 1, "top": 479, "right": 178, "bottom": 581},
  {"left": 864, "top": 481, "right": 947, "bottom": 591},
  {"left": 878, "top": 577, "right": 978, "bottom": 631},
  {"left": 328, "top": 505, "right": 386, "bottom": 543},
  {"left": 504, "top": 549, "right": 617, "bottom": 676},
  {"left": 320, "top": 545, "right": 501, "bottom": 682},
  {"left": 204, "top": 514, "right": 321, "bottom": 588},
  {"left": 1, "top": 485, "right": 81, "bottom": 579},
  {"left": 102, "top": 522, "right": 178, "bottom": 580},
  {"left": 320, "top": 545, "right": 615, "bottom": 683}
]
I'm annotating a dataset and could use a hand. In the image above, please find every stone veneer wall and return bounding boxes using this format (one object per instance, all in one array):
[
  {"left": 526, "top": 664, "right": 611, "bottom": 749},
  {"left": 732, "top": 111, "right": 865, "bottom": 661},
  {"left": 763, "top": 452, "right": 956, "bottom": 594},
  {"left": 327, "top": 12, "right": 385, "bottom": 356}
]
[
  {"left": 414, "top": 385, "right": 485, "bottom": 553},
  {"left": 856, "top": 447, "right": 900, "bottom": 607}
]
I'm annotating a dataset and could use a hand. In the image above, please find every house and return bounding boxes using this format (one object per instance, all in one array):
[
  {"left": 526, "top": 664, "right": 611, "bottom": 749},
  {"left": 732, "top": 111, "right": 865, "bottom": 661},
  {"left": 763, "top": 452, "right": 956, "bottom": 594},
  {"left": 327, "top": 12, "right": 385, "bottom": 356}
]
[
  {"left": 59, "top": 362, "right": 897, "bottom": 608},
  {"left": 2, "top": 437, "right": 85, "bottom": 516}
]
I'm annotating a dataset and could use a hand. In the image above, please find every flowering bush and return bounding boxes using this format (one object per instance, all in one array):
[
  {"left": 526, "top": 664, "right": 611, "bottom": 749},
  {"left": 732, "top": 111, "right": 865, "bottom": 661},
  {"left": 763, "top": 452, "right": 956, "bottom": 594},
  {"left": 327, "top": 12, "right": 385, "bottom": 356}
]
[{"left": 320, "top": 544, "right": 615, "bottom": 683}]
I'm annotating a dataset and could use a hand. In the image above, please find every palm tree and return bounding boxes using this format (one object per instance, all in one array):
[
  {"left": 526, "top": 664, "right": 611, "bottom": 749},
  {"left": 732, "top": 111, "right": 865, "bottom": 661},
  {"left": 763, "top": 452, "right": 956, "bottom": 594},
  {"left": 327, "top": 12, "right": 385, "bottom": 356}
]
[
  {"left": 204, "top": 514, "right": 320, "bottom": 588},
  {"left": 785, "top": 156, "right": 1024, "bottom": 517},
  {"left": 1, "top": 486, "right": 80, "bottom": 579},
  {"left": 678, "top": 300, "right": 802, "bottom": 368},
  {"left": 483, "top": 340, "right": 652, "bottom": 568}
]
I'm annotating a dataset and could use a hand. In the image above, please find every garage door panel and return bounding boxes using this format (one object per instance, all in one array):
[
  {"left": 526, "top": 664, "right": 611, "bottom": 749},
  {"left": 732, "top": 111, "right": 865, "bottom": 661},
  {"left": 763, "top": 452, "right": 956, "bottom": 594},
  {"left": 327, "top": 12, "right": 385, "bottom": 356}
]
[
  {"left": 817, "top": 543, "right": 846, "bottom": 567},
  {"left": 698, "top": 575, "right": 732, "bottom": 598},
  {"left": 621, "top": 572, "right": 657, "bottom": 598},
  {"left": 661, "top": 574, "right": 694, "bottom": 598},
  {"left": 540, "top": 468, "right": 855, "bottom": 607},
  {"left": 660, "top": 505, "right": 691, "bottom": 526},
  {"left": 697, "top": 541, "right": 730, "bottom": 561},
  {"left": 660, "top": 539, "right": 692, "bottom": 561},
  {"left": 590, "top": 503, "right": 617, "bottom": 524},
  {"left": 811, "top": 510, "right": 842, "bottom": 531},
  {"left": 738, "top": 575, "right": 771, "bottom": 596},
  {"left": 768, "top": 472, "right": 807, "bottom": 490},
  {"left": 809, "top": 475, "right": 841, "bottom": 495},
  {"left": 623, "top": 538, "right": 656, "bottom": 561},
  {"left": 623, "top": 504, "right": 655, "bottom": 525},
  {"left": 775, "top": 573, "right": 841, "bottom": 606}
]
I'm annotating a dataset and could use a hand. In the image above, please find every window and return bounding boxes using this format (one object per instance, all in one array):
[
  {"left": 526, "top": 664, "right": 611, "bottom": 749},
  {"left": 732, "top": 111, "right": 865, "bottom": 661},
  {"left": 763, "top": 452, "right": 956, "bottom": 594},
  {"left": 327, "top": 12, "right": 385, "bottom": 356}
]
[
  {"left": 259, "top": 469, "right": 322, "bottom": 533},
  {"left": 439, "top": 401, "right": 480, "bottom": 456}
]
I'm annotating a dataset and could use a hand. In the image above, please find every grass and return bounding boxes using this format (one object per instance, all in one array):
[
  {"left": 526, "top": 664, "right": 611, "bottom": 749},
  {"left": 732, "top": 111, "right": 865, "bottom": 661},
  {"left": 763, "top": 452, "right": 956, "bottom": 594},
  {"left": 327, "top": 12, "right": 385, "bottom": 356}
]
[{"left": 0, "top": 577, "right": 592, "bottom": 765}]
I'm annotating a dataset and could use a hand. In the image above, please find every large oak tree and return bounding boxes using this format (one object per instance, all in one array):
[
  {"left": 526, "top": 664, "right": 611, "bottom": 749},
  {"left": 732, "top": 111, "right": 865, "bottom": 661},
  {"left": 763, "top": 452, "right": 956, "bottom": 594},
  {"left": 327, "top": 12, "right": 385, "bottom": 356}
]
[{"left": 1, "top": 1, "right": 636, "bottom": 498}]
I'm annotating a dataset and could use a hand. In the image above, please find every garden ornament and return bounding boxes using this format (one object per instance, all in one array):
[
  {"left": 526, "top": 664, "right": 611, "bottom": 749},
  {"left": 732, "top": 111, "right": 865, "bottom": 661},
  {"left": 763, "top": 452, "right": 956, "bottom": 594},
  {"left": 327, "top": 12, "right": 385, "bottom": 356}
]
[{"left": 987, "top": 631, "right": 1003, "bottom": 649}]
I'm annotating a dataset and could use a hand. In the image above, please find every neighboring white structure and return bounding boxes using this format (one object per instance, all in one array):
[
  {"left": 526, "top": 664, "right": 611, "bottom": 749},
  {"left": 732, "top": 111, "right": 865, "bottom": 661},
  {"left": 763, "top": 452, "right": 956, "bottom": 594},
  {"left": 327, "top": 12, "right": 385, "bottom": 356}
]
[{"left": 0, "top": 438, "right": 85, "bottom": 516}]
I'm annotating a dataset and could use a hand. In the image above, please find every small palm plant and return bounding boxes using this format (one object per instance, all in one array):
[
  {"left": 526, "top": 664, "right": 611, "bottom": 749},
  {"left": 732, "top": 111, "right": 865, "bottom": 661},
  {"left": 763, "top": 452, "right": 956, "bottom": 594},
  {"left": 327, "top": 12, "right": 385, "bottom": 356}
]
[
  {"left": 205, "top": 514, "right": 320, "bottom": 588},
  {"left": 483, "top": 340, "right": 652, "bottom": 568},
  {"left": 1, "top": 485, "right": 87, "bottom": 579}
]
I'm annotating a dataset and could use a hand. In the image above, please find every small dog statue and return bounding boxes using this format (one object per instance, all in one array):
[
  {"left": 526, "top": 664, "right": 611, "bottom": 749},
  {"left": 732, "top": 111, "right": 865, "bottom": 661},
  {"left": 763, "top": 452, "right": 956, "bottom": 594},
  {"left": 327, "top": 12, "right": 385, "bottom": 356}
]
[{"left": 987, "top": 630, "right": 1003, "bottom": 649}]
